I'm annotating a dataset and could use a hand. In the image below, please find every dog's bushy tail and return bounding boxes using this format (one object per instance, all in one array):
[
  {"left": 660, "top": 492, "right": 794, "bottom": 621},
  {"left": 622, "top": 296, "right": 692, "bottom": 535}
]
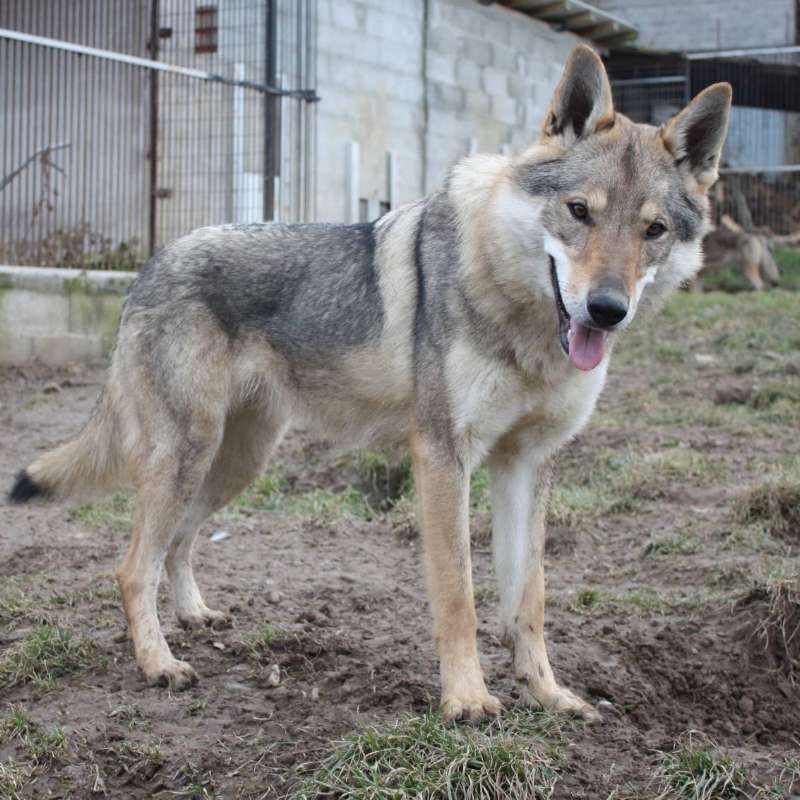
[{"left": 9, "top": 390, "right": 125, "bottom": 504}]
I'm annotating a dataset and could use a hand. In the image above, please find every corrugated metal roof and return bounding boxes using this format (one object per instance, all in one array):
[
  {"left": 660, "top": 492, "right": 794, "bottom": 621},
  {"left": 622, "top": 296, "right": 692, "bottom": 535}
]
[{"left": 497, "top": 0, "right": 638, "bottom": 47}]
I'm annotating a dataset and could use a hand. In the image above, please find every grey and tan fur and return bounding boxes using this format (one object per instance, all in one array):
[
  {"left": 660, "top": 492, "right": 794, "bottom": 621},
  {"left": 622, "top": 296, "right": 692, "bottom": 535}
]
[{"left": 9, "top": 47, "right": 731, "bottom": 722}]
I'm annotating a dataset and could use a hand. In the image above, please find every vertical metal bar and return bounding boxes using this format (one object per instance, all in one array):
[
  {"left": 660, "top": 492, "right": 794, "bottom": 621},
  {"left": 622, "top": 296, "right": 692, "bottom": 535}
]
[
  {"left": 147, "top": 0, "right": 160, "bottom": 256},
  {"left": 264, "top": 0, "right": 279, "bottom": 220}
]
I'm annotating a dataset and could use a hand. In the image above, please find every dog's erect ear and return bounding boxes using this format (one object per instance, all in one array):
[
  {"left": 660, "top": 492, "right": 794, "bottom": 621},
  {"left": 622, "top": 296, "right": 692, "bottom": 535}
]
[
  {"left": 541, "top": 45, "right": 615, "bottom": 145},
  {"left": 661, "top": 83, "right": 732, "bottom": 190}
]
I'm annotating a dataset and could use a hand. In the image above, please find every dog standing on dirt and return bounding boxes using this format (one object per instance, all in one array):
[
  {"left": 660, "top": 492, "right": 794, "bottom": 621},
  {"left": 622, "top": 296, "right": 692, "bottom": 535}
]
[{"left": 9, "top": 47, "right": 731, "bottom": 722}]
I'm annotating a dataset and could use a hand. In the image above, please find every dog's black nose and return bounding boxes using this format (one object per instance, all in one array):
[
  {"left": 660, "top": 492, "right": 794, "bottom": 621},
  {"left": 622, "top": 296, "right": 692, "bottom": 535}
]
[{"left": 587, "top": 284, "right": 628, "bottom": 328}]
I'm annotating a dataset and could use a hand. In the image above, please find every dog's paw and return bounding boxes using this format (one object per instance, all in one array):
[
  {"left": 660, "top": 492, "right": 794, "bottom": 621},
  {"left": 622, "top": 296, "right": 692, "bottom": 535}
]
[
  {"left": 177, "top": 607, "right": 231, "bottom": 631},
  {"left": 519, "top": 683, "right": 600, "bottom": 722},
  {"left": 144, "top": 658, "right": 199, "bottom": 691},
  {"left": 441, "top": 691, "right": 504, "bottom": 723}
]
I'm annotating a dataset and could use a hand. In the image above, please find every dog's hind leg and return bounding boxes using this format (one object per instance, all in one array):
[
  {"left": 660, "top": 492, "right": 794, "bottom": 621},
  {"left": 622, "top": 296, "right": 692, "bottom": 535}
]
[
  {"left": 166, "top": 403, "right": 288, "bottom": 630},
  {"left": 117, "top": 414, "right": 223, "bottom": 690},
  {"left": 488, "top": 432, "right": 600, "bottom": 721}
]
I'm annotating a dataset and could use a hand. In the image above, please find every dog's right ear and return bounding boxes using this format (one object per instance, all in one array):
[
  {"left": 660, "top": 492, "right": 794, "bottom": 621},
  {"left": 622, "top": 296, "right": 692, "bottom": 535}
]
[
  {"left": 661, "top": 83, "right": 732, "bottom": 191},
  {"left": 541, "top": 45, "right": 615, "bottom": 146}
]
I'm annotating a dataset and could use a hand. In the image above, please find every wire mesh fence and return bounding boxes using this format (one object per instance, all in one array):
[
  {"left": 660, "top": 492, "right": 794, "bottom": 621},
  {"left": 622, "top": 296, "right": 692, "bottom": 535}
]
[{"left": 0, "top": 0, "right": 317, "bottom": 270}]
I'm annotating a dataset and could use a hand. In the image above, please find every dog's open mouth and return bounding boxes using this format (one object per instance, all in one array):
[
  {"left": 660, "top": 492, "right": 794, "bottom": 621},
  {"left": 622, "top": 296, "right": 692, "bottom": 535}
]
[{"left": 548, "top": 256, "right": 609, "bottom": 372}]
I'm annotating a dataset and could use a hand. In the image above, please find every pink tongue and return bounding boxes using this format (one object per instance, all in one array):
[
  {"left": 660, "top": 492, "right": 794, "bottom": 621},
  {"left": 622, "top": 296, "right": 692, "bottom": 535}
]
[{"left": 568, "top": 319, "right": 608, "bottom": 371}]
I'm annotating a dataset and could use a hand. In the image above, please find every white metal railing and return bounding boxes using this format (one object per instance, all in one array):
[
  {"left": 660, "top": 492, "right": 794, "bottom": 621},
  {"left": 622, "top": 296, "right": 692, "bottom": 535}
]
[{"left": 0, "top": 27, "right": 318, "bottom": 101}]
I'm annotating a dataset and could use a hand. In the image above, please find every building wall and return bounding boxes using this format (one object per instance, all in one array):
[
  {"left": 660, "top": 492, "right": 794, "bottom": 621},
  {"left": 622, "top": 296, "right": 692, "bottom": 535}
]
[
  {"left": 314, "top": 0, "right": 581, "bottom": 222},
  {"left": 590, "top": 0, "right": 796, "bottom": 52}
]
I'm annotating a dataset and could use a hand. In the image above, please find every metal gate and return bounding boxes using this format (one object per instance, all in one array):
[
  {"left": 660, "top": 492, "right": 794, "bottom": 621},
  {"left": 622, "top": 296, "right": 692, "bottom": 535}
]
[{"left": 0, "top": 0, "right": 317, "bottom": 270}]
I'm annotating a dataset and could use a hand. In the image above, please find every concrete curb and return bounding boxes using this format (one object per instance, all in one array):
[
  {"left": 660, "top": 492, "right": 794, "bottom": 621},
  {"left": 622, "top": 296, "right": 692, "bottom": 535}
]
[
  {"left": 0, "top": 265, "right": 136, "bottom": 294},
  {"left": 0, "top": 266, "right": 137, "bottom": 366}
]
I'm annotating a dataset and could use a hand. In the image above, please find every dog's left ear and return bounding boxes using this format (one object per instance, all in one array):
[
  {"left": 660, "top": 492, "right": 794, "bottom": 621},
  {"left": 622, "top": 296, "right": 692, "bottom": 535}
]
[
  {"left": 661, "top": 83, "right": 732, "bottom": 191},
  {"left": 542, "top": 45, "right": 615, "bottom": 145}
]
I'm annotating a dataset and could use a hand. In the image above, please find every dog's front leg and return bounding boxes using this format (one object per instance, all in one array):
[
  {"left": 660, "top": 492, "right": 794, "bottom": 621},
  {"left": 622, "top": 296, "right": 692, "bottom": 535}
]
[
  {"left": 488, "top": 441, "right": 600, "bottom": 721},
  {"left": 411, "top": 432, "right": 502, "bottom": 722}
]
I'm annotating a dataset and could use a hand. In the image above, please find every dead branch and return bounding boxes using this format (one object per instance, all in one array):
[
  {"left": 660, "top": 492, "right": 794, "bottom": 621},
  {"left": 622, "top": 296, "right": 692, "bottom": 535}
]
[{"left": 0, "top": 141, "right": 71, "bottom": 192}]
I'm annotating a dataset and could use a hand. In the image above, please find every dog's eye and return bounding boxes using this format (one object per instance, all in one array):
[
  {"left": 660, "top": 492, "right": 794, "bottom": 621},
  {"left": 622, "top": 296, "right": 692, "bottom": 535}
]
[
  {"left": 567, "top": 202, "right": 589, "bottom": 221},
  {"left": 646, "top": 221, "right": 667, "bottom": 239}
]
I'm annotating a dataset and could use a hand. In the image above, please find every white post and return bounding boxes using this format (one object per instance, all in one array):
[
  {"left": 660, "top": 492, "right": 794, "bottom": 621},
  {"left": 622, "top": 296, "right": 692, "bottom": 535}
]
[
  {"left": 346, "top": 140, "right": 360, "bottom": 223},
  {"left": 387, "top": 149, "right": 398, "bottom": 211},
  {"left": 467, "top": 137, "right": 478, "bottom": 156}
]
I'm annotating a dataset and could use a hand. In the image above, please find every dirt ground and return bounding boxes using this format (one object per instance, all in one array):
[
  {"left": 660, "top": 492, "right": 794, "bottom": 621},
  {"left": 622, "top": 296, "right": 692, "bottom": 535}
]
[{"left": 1, "top": 285, "right": 799, "bottom": 799}]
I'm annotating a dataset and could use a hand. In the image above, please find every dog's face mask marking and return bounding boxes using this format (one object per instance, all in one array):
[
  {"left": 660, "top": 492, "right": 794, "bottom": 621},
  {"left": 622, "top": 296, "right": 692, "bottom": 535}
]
[{"left": 512, "top": 46, "right": 731, "bottom": 371}]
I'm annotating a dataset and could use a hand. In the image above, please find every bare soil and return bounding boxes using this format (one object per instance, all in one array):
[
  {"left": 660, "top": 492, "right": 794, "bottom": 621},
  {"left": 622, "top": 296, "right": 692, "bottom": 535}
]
[{"left": 2, "top": 309, "right": 799, "bottom": 799}]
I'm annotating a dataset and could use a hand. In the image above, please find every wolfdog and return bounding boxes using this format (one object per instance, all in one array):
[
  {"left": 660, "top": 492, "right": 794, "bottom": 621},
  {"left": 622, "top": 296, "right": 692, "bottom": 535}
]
[{"left": 9, "top": 46, "right": 730, "bottom": 722}]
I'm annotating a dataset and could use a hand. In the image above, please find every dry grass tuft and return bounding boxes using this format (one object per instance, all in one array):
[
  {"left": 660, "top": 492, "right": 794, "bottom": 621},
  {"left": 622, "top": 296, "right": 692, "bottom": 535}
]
[
  {"left": 734, "top": 479, "right": 800, "bottom": 541},
  {"left": 736, "top": 576, "right": 800, "bottom": 682},
  {"left": 655, "top": 731, "right": 754, "bottom": 800}
]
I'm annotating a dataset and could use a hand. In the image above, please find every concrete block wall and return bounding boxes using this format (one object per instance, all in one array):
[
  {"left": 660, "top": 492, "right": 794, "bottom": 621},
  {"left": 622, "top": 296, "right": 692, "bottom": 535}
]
[
  {"left": 591, "top": 0, "right": 796, "bottom": 51},
  {"left": 316, "top": 0, "right": 426, "bottom": 222},
  {"left": 315, "top": 0, "right": 581, "bottom": 221},
  {"left": 423, "top": 0, "right": 579, "bottom": 193}
]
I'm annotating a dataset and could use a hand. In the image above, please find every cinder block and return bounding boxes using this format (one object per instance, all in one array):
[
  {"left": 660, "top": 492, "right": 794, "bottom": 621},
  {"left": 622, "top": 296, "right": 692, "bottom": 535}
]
[
  {"left": 482, "top": 66, "right": 506, "bottom": 97},
  {"left": 492, "top": 94, "right": 520, "bottom": 126},
  {"left": 428, "top": 81, "right": 466, "bottom": 113},
  {"left": 507, "top": 72, "right": 532, "bottom": 101},
  {"left": 366, "top": 8, "right": 419, "bottom": 43},
  {"left": 465, "top": 89, "right": 491, "bottom": 116},
  {"left": 461, "top": 36, "right": 493, "bottom": 67},
  {"left": 426, "top": 52, "right": 456, "bottom": 85},
  {"left": 455, "top": 59, "right": 482, "bottom": 91},
  {"left": 427, "top": 24, "right": 457, "bottom": 54}
]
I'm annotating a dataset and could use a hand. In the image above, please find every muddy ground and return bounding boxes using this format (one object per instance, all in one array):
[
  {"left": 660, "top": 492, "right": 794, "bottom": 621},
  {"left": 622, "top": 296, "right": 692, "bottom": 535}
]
[{"left": 1, "top": 285, "right": 799, "bottom": 799}]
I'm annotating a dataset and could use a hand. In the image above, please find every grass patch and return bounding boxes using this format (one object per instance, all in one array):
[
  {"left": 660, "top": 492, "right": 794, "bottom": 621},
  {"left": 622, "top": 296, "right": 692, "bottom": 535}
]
[
  {"left": 351, "top": 449, "right": 413, "bottom": 512},
  {"left": 736, "top": 575, "right": 800, "bottom": 682},
  {"left": 734, "top": 476, "right": 800, "bottom": 542},
  {"left": 101, "top": 739, "right": 165, "bottom": 783},
  {"left": 108, "top": 703, "right": 149, "bottom": 731},
  {"left": 656, "top": 732, "right": 754, "bottom": 799},
  {"left": 67, "top": 491, "right": 133, "bottom": 533},
  {"left": 643, "top": 529, "right": 702, "bottom": 558},
  {"left": 237, "top": 468, "right": 377, "bottom": 520},
  {"left": 0, "top": 707, "right": 67, "bottom": 765},
  {"left": 0, "top": 626, "right": 100, "bottom": 690},
  {"left": 568, "top": 586, "right": 721, "bottom": 616},
  {"left": 0, "top": 576, "right": 51, "bottom": 628},
  {"left": 551, "top": 446, "right": 727, "bottom": 526},
  {"left": 239, "top": 623, "right": 292, "bottom": 662},
  {"left": 0, "top": 577, "right": 120, "bottom": 629},
  {"left": 292, "top": 710, "right": 568, "bottom": 800},
  {"left": 0, "top": 761, "right": 33, "bottom": 800}
]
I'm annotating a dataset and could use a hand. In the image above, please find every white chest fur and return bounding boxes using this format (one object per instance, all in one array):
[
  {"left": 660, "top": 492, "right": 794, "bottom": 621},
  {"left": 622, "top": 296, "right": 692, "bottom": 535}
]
[{"left": 446, "top": 338, "right": 608, "bottom": 467}]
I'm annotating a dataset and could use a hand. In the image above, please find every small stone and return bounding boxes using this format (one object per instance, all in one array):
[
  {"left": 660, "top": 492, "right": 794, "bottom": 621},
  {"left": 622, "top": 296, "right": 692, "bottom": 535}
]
[
  {"left": 268, "top": 590, "right": 283, "bottom": 605},
  {"left": 596, "top": 700, "right": 622, "bottom": 719},
  {"left": 210, "top": 530, "right": 230, "bottom": 542},
  {"left": 310, "top": 686, "right": 320, "bottom": 701},
  {"left": 42, "top": 382, "right": 61, "bottom": 394},
  {"left": 694, "top": 353, "right": 716, "bottom": 366},
  {"left": 739, "top": 696, "right": 754, "bottom": 714},
  {"left": 212, "top": 641, "right": 226, "bottom": 651},
  {"left": 266, "top": 664, "right": 281, "bottom": 687}
]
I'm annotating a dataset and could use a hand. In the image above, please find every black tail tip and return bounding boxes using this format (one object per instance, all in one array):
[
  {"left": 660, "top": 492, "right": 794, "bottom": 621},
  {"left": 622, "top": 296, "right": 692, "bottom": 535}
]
[{"left": 8, "top": 470, "right": 45, "bottom": 504}]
